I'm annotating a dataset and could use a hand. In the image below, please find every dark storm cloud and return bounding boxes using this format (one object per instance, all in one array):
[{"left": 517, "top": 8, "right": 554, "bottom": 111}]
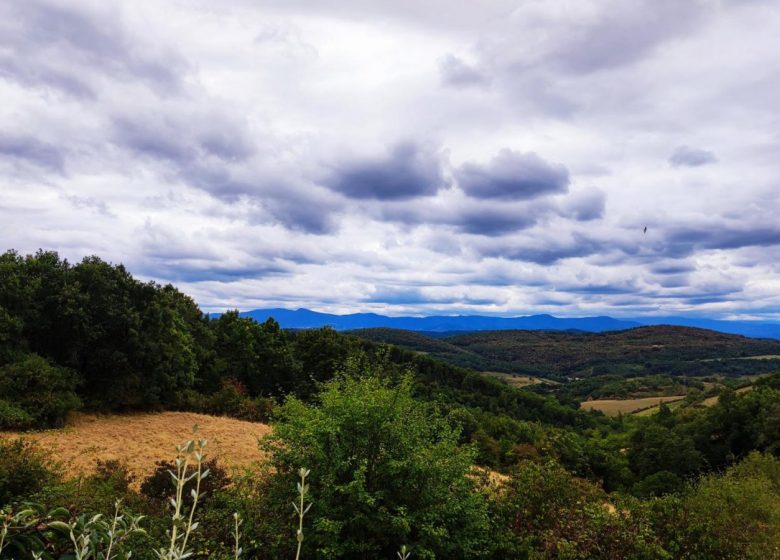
[
  {"left": 455, "top": 206, "right": 538, "bottom": 235},
  {"left": 439, "top": 55, "right": 489, "bottom": 88},
  {"left": 0, "top": 134, "right": 66, "bottom": 172},
  {"left": 322, "top": 142, "right": 446, "bottom": 200},
  {"left": 669, "top": 145, "right": 717, "bottom": 167},
  {"left": 668, "top": 225, "right": 780, "bottom": 252},
  {"left": 260, "top": 195, "right": 338, "bottom": 235},
  {"left": 0, "top": 0, "right": 185, "bottom": 97},
  {"left": 379, "top": 197, "right": 544, "bottom": 236},
  {"left": 480, "top": 234, "right": 605, "bottom": 264},
  {"left": 147, "top": 262, "right": 292, "bottom": 283},
  {"left": 455, "top": 150, "right": 569, "bottom": 200},
  {"left": 651, "top": 262, "right": 697, "bottom": 275}
]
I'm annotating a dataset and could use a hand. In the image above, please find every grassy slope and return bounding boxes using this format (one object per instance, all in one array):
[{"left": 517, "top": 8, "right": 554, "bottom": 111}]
[{"left": 0, "top": 412, "right": 271, "bottom": 482}]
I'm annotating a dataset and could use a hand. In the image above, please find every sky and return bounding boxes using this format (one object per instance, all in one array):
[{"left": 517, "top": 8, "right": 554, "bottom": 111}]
[{"left": 2, "top": 0, "right": 780, "bottom": 319}]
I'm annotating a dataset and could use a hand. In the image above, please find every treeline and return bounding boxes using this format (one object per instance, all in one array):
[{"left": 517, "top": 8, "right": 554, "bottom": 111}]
[
  {"left": 356, "top": 326, "right": 780, "bottom": 379},
  {"left": 6, "top": 249, "right": 780, "bottom": 493},
  {"left": 0, "top": 250, "right": 602, "bottom": 472},
  {"left": 625, "top": 375, "right": 780, "bottom": 496}
]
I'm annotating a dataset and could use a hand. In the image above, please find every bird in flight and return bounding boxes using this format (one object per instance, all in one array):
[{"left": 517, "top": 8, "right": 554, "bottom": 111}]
[{"left": 643, "top": 226, "right": 647, "bottom": 234}]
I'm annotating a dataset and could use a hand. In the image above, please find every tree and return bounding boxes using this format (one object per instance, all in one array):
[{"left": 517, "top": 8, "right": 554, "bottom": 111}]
[
  {"left": 0, "top": 353, "right": 81, "bottom": 428},
  {"left": 261, "top": 372, "right": 490, "bottom": 559}
]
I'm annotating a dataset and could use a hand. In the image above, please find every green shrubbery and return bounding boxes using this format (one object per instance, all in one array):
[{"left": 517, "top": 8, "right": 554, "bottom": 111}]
[
  {"left": 0, "top": 439, "right": 56, "bottom": 505},
  {"left": 261, "top": 371, "right": 490, "bottom": 559},
  {"left": 0, "top": 354, "right": 81, "bottom": 428}
]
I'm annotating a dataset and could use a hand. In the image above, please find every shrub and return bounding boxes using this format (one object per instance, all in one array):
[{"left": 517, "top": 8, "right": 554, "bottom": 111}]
[
  {"left": 0, "top": 353, "right": 81, "bottom": 428},
  {"left": 490, "top": 460, "right": 667, "bottom": 559},
  {"left": 204, "top": 379, "right": 274, "bottom": 422},
  {"left": 0, "top": 400, "right": 34, "bottom": 430},
  {"left": 0, "top": 439, "right": 56, "bottom": 505},
  {"left": 261, "top": 373, "right": 490, "bottom": 559},
  {"left": 140, "top": 457, "right": 229, "bottom": 506},
  {"left": 669, "top": 452, "right": 780, "bottom": 559}
]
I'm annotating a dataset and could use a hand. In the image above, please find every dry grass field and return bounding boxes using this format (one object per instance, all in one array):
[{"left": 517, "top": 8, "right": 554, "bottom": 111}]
[
  {"left": 700, "top": 385, "right": 754, "bottom": 407},
  {"left": 580, "top": 395, "right": 686, "bottom": 416},
  {"left": 0, "top": 412, "right": 271, "bottom": 482},
  {"left": 483, "top": 371, "right": 557, "bottom": 388}
]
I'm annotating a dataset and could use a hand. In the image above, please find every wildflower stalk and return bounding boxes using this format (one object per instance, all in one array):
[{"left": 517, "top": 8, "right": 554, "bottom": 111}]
[
  {"left": 104, "top": 500, "right": 121, "bottom": 560},
  {"left": 157, "top": 430, "right": 209, "bottom": 560},
  {"left": 293, "top": 467, "right": 312, "bottom": 560},
  {"left": 0, "top": 518, "right": 7, "bottom": 556},
  {"left": 233, "top": 512, "right": 242, "bottom": 560}
]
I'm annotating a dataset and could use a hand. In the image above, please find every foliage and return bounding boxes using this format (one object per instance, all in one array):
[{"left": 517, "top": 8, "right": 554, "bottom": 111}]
[
  {"left": 649, "top": 453, "right": 780, "bottom": 559},
  {"left": 490, "top": 460, "right": 668, "bottom": 559},
  {"left": 140, "top": 458, "right": 229, "bottom": 507},
  {"left": 353, "top": 326, "right": 780, "bottom": 380},
  {"left": 0, "top": 439, "right": 56, "bottom": 506},
  {"left": 0, "top": 354, "right": 81, "bottom": 428},
  {"left": 0, "top": 400, "right": 34, "bottom": 430},
  {"left": 261, "top": 372, "right": 490, "bottom": 559}
]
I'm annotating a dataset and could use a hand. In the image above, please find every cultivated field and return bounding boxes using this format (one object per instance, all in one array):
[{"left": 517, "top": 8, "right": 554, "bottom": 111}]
[
  {"left": 580, "top": 395, "right": 686, "bottom": 416},
  {"left": 0, "top": 412, "right": 271, "bottom": 482}
]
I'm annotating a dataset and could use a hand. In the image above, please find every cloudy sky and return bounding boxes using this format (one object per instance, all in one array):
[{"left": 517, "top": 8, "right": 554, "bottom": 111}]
[{"left": 2, "top": 0, "right": 780, "bottom": 318}]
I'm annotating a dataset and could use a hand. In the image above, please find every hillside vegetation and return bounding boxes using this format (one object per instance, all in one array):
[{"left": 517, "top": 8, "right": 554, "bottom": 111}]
[
  {"left": 353, "top": 326, "right": 780, "bottom": 379},
  {"left": 4, "top": 250, "right": 780, "bottom": 559}
]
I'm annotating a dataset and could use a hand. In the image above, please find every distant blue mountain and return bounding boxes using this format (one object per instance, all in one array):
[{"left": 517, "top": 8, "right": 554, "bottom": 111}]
[
  {"left": 229, "top": 308, "right": 780, "bottom": 339},
  {"left": 235, "top": 308, "right": 639, "bottom": 333}
]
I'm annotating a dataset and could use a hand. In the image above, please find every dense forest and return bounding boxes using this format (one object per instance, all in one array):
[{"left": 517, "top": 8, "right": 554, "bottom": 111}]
[
  {"left": 352, "top": 326, "right": 780, "bottom": 379},
  {"left": 3, "top": 250, "right": 780, "bottom": 558}
]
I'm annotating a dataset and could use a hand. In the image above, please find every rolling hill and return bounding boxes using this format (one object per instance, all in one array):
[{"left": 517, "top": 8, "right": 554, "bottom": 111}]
[{"left": 349, "top": 325, "right": 780, "bottom": 380}]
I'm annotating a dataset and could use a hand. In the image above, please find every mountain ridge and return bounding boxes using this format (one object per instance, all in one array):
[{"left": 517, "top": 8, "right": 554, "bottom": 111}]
[{"left": 224, "top": 307, "right": 780, "bottom": 339}]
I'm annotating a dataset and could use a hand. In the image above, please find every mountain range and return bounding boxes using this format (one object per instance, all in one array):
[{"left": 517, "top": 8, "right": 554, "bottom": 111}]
[{"left": 229, "top": 308, "right": 780, "bottom": 339}]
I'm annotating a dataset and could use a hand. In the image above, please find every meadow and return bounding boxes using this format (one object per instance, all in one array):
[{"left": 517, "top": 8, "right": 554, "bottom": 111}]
[{"left": 0, "top": 412, "right": 270, "bottom": 482}]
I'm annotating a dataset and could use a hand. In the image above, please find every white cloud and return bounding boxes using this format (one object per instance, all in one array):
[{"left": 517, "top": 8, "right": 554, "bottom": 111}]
[{"left": 2, "top": 0, "right": 780, "bottom": 318}]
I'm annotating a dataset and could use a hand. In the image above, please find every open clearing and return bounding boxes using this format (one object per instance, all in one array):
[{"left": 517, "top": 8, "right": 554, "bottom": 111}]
[
  {"left": 700, "top": 385, "right": 754, "bottom": 407},
  {"left": 0, "top": 412, "right": 271, "bottom": 481},
  {"left": 483, "top": 371, "right": 558, "bottom": 388},
  {"left": 580, "top": 395, "right": 686, "bottom": 416}
]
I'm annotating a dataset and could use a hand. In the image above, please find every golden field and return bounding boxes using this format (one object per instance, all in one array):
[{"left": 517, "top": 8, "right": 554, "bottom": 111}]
[
  {"left": 0, "top": 412, "right": 271, "bottom": 482},
  {"left": 580, "top": 395, "right": 686, "bottom": 416}
]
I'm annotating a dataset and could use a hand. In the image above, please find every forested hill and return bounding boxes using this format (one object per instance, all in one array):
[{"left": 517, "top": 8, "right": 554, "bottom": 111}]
[
  {"left": 351, "top": 325, "right": 780, "bottom": 380},
  {"left": 0, "top": 249, "right": 594, "bottom": 436}
]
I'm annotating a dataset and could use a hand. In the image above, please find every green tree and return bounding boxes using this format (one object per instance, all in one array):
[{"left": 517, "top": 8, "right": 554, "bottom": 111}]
[
  {"left": 0, "top": 354, "right": 81, "bottom": 428},
  {"left": 261, "top": 372, "right": 490, "bottom": 559}
]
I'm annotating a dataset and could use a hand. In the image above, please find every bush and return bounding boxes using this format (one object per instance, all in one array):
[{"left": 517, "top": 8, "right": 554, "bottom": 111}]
[
  {"left": 203, "top": 379, "right": 274, "bottom": 422},
  {"left": 140, "top": 457, "right": 230, "bottom": 506},
  {"left": 261, "top": 373, "right": 490, "bottom": 560},
  {"left": 665, "top": 452, "right": 780, "bottom": 559},
  {"left": 0, "top": 439, "right": 56, "bottom": 505},
  {"left": 490, "top": 460, "right": 667, "bottom": 559},
  {"left": 0, "top": 399, "right": 34, "bottom": 430},
  {"left": 0, "top": 353, "right": 81, "bottom": 428}
]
